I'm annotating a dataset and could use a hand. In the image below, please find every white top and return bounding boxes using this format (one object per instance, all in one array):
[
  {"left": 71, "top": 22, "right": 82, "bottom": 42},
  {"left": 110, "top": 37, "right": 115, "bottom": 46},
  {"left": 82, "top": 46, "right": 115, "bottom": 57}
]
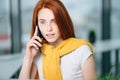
[{"left": 34, "top": 45, "right": 92, "bottom": 80}]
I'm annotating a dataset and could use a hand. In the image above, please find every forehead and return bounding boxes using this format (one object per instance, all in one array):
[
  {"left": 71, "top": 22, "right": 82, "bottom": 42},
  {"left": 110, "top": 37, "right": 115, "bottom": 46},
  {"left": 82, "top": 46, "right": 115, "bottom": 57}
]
[{"left": 38, "top": 8, "right": 55, "bottom": 20}]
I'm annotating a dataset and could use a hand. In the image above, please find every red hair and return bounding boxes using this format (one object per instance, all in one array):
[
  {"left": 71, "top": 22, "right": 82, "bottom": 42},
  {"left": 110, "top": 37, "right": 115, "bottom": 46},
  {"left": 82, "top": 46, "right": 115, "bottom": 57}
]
[{"left": 31, "top": 0, "right": 75, "bottom": 39}]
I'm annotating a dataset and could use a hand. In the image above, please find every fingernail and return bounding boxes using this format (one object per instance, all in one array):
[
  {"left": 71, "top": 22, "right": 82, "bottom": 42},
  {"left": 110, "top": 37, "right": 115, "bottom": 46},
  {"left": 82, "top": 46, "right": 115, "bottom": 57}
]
[{"left": 40, "top": 44, "right": 42, "bottom": 47}]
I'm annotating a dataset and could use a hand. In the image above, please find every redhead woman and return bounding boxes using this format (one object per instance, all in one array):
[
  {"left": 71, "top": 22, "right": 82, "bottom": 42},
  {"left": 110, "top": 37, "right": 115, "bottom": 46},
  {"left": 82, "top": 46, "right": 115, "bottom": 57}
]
[{"left": 19, "top": 0, "right": 96, "bottom": 80}]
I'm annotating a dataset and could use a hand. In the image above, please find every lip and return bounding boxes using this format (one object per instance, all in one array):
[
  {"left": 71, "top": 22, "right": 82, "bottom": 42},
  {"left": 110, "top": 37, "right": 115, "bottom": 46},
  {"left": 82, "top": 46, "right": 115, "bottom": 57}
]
[{"left": 46, "top": 33, "right": 55, "bottom": 39}]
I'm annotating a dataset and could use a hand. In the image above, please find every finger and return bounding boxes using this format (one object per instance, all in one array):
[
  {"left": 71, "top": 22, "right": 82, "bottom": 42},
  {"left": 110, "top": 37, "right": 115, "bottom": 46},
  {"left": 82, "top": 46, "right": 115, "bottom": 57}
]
[
  {"left": 30, "top": 43, "right": 39, "bottom": 50},
  {"left": 33, "top": 36, "right": 43, "bottom": 43},
  {"left": 33, "top": 40, "right": 42, "bottom": 47},
  {"left": 33, "top": 26, "right": 38, "bottom": 36}
]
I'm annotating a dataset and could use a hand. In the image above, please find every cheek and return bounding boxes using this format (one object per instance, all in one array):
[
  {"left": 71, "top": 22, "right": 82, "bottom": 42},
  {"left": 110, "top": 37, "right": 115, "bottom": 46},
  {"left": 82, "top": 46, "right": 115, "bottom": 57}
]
[
  {"left": 39, "top": 27, "right": 45, "bottom": 35},
  {"left": 56, "top": 28, "right": 61, "bottom": 36},
  {"left": 58, "top": 31, "right": 61, "bottom": 36},
  {"left": 54, "top": 25, "right": 58, "bottom": 31},
  {"left": 56, "top": 27, "right": 60, "bottom": 33}
]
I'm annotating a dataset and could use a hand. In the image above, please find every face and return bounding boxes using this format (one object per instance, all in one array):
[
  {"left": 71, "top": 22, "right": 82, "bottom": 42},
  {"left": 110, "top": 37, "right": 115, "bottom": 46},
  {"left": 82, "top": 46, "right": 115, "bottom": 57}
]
[{"left": 38, "top": 8, "right": 63, "bottom": 46}]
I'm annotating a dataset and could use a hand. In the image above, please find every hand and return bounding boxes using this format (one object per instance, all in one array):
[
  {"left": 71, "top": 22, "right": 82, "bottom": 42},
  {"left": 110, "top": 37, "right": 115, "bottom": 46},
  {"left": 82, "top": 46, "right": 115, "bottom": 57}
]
[{"left": 25, "top": 26, "right": 43, "bottom": 59}]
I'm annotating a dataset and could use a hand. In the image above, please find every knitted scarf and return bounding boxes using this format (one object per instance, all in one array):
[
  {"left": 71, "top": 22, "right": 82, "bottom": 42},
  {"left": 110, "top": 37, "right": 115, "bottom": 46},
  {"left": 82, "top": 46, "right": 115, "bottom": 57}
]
[{"left": 36, "top": 38, "right": 93, "bottom": 80}]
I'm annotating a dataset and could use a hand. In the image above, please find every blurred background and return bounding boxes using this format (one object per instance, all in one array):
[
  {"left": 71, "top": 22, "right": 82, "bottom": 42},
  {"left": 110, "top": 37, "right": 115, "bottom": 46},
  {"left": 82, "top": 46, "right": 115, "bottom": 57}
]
[{"left": 0, "top": 0, "right": 120, "bottom": 79}]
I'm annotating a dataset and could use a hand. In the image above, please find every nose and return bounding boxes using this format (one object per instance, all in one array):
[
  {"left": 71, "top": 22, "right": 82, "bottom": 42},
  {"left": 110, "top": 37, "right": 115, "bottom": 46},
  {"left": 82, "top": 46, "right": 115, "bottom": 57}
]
[{"left": 46, "top": 24, "right": 52, "bottom": 32}]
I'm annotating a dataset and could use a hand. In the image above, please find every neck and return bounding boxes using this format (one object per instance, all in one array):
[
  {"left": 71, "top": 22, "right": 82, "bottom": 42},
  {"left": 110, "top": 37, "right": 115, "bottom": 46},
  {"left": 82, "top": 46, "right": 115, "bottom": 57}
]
[{"left": 49, "top": 38, "right": 63, "bottom": 47}]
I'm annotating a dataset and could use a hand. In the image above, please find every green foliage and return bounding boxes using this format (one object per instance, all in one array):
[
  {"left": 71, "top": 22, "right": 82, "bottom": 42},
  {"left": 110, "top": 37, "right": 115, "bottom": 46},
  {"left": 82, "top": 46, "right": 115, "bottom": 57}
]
[
  {"left": 96, "top": 72, "right": 120, "bottom": 80},
  {"left": 88, "top": 30, "right": 96, "bottom": 44}
]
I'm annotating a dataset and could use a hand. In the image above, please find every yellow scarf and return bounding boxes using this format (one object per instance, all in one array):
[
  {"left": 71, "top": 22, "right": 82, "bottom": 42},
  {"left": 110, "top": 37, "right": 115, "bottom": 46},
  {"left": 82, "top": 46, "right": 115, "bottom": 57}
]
[{"left": 37, "top": 38, "right": 93, "bottom": 80}]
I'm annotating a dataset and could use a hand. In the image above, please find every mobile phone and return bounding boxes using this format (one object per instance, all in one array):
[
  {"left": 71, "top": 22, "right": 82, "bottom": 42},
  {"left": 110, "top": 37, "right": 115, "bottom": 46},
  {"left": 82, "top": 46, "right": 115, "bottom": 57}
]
[
  {"left": 36, "top": 20, "right": 44, "bottom": 38},
  {"left": 37, "top": 26, "right": 43, "bottom": 38}
]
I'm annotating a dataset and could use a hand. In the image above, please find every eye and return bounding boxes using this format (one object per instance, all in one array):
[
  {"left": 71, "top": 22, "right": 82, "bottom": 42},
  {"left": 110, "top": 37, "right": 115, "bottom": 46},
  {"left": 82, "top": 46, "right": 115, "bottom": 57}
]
[
  {"left": 51, "top": 19, "right": 56, "bottom": 25},
  {"left": 39, "top": 20, "right": 47, "bottom": 27},
  {"left": 40, "top": 21, "right": 45, "bottom": 25}
]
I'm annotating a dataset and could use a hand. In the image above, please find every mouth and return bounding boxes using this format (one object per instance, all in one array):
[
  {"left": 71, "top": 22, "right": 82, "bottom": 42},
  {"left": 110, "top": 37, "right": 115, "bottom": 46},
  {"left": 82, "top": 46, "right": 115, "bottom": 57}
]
[{"left": 46, "top": 33, "right": 55, "bottom": 39}]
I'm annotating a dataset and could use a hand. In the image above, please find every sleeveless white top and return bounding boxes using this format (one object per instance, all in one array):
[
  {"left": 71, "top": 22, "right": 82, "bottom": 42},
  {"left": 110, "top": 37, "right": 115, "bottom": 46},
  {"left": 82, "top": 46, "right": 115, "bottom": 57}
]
[{"left": 34, "top": 45, "right": 92, "bottom": 80}]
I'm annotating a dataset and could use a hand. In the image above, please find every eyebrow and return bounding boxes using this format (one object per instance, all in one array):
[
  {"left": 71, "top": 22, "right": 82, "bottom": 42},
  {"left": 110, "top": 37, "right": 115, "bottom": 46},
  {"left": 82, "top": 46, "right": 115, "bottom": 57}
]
[
  {"left": 39, "top": 19, "right": 46, "bottom": 21},
  {"left": 39, "top": 18, "right": 55, "bottom": 21}
]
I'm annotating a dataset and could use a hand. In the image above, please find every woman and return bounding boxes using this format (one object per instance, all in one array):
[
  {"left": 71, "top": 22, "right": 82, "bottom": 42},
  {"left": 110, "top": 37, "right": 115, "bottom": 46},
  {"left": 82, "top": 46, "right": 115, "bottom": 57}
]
[{"left": 19, "top": 0, "right": 96, "bottom": 80}]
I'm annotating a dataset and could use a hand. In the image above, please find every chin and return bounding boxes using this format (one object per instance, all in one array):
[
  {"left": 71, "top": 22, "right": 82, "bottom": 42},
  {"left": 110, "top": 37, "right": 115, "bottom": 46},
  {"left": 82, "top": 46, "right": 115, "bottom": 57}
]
[
  {"left": 46, "top": 38, "right": 57, "bottom": 43},
  {"left": 43, "top": 36, "right": 54, "bottom": 42}
]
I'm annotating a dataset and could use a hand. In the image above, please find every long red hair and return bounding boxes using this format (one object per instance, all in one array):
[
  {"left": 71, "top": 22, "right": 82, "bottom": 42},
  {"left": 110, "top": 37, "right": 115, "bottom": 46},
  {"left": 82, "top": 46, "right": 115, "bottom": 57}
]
[{"left": 30, "top": 0, "right": 75, "bottom": 40}]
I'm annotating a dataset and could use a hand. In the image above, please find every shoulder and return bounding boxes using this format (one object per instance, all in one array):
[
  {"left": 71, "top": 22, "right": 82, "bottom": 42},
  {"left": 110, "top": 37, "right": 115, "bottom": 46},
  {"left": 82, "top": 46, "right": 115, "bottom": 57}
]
[
  {"left": 73, "top": 44, "right": 93, "bottom": 58},
  {"left": 61, "top": 44, "right": 93, "bottom": 70},
  {"left": 69, "top": 38, "right": 93, "bottom": 51},
  {"left": 72, "top": 44, "right": 93, "bottom": 67},
  {"left": 75, "top": 38, "right": 94, "bottom": 53},
  {"left": 76, "top": 44, "right": 92, "bottom": 52}
]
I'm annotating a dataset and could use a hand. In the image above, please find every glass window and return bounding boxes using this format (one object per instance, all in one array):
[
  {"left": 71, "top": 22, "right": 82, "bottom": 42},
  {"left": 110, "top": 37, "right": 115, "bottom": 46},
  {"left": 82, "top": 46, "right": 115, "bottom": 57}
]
[
  {"left": 0, "top": 0, "right": 11, "bottom": 55},
  {"left": 111, "top": 0, "right": 120, "bottom": 39}
]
